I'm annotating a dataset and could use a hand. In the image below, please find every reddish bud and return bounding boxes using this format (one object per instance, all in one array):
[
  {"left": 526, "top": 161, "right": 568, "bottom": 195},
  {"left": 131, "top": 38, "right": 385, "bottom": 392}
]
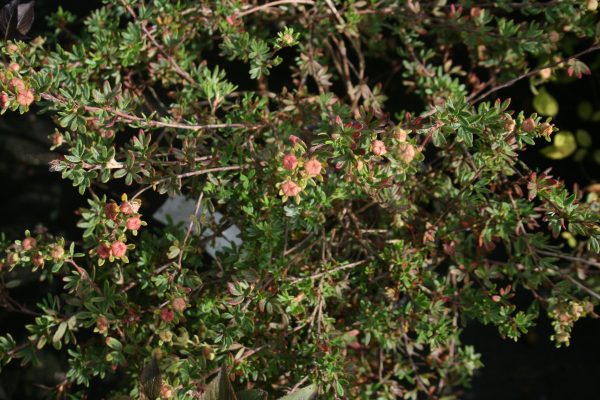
[
  {"left": 0, "top": 92, "right": 8, "bottom": 109},
  {"left": 522, "top": 118, "right": 536, "bottom": 133}
]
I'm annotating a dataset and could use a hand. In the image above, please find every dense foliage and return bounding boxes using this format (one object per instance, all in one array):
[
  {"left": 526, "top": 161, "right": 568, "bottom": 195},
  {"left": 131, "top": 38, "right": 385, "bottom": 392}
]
[{"left": 1, "top": 0, "right": 600, "bottom": 398}]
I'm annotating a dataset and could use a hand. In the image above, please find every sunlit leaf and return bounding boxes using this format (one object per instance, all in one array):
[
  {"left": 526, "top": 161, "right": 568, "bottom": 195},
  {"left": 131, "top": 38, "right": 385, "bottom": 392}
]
[
  {"left": 540, "top": 130, "right": 576, "bottom": 159},
  {"left": 277, "top": 384, "right": 318, "bottom": 400},
  {"left": 575, "top": 129, "right": 592, "bottom": 148},
  {"left": 533, "top": 87, "right": 558, "bottom": 117}
]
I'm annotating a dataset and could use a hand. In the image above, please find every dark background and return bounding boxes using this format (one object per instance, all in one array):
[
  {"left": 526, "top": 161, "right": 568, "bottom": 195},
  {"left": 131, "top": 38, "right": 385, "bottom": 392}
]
[{"left": 0, "top": 1, "right": 599, "bottom": 399}]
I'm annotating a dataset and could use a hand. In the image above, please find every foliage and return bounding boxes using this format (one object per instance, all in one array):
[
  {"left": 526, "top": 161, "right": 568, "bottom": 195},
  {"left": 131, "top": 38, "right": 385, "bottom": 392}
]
[{"left": 1, "top": 0, "right": 600, "bottom": 399}]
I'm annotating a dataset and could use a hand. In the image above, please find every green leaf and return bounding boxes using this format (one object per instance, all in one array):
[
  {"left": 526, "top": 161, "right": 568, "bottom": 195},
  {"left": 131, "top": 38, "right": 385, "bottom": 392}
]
[
  {"left": 277, "top": 384, "right": 318, "bottom": 400},
  {"left": 140, "top": 356, "right": 162, "bottom": 400},
  {"left": 532, "top": 87, "right": 558, "bottom": 117},
  {"left": 106, "top": 337, "right": 122, "bottom": 350},
  {"left": 52, "top": 322, "right": 68, "bottom": 343},
  {"left": 199, "top": 365, "right": 237, "bottom": 400}
]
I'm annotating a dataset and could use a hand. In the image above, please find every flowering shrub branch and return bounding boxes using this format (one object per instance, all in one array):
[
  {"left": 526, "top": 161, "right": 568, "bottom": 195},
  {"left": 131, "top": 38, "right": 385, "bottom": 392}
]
[{"left": 0, "top": 0, "right": 599, "bottom": 399}]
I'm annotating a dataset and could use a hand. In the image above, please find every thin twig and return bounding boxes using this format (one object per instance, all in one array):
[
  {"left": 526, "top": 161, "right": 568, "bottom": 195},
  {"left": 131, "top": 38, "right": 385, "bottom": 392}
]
[
  {"left": 287, "top": 260, "right": 368, "bottom": 283},
  {"left": 119, "top": 0, "right": 195, "bottom": 84},
  {"left": 177, "top": 192, "right": 204, "bottom": 269},
  {"left": 537, "top": 250, "right": 600, "bottom": 269},
  {"left": 40, "top": 93, "right": 252, "bottom": 132},
  {"left": 237, "top": 0, "right": 314, "bottom": 17},
  {"left": 470, "top": 43, "right": 600, "bottom": 103}
]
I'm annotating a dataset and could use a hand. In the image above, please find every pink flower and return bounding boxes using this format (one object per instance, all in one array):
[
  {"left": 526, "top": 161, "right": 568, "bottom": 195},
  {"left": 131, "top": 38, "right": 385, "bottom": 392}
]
[
  {"left": 522, "top": 118, "right": 536, "bottom": 133},
  {"left": 16, "top": 89, "right": 34, "bottom": 106},
  {"left": 371, "top": 140, "right": 387, "bottom": 156},
  {"left": 9, "top": 78, "right": 25, "bottom": 92},
  {"left": 398, "top": 143, "right": 416, "bottom": 163},
  {"left": 282, "top": 154, "right": 298, "bottom": 170},
  {"left": 22, "top": 237, "right": 37, "bottom": 250},
  {"left": 50, "top": 245, "right": 65, "bottom": 260},
  {"left": 51, "top": 132, "right": 64, "bottom": 147},
  {"left": 161, "top": 308, "right": 174, "bottom": 322},
  {"left": 120, "top": 201, "right": 135, "bottom": 215},
  {"left": 394, "top": 128, "right": 408, "bottom": 142},
  {"left": 97, "top": 244, "right": 111, "bottom": 259},
  {"left": 32, "top": 253, "right": 44, "bottom": 267},
  {"left": 0, "top": 92, "right": 8, "bottom": 109},
  {"left": 304, "top": 158, "right": 322, "bottom": 177},
  {"left": 281, "top": 181, "right": 301, "bottom": 197},
  {"left": 111, "top": 241, "right": 127, "bottom": 258},
  {"left": 96, "top": 316, "right": 108, "bottom": 334},
  {"left": 120, "top": 200, "right": 141, "bottom": 215},
  {"left": 126, "top": 217, "right": 142, "bottom": 231},
  {"left": 172, "top": 297, "right": 187, "bottom": 312}
]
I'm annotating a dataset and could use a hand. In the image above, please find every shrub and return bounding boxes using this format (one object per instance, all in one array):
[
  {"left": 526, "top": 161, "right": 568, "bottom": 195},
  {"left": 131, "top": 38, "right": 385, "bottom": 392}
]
[{"left": 1, "top": 0, "right": 600, "bottom": 399}]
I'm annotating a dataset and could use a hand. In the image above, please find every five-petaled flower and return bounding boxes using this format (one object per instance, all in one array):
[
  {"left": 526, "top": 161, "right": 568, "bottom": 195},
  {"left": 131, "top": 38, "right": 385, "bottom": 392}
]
[
  {"left": 304, "top": 158, "right": 322, "bottom": 177},
  {"left": 126, "top": 217, "right": 142, "bottom": 231},
  {"left": 16, "top": 89, "right": 34, "bottom": 106},
  {"left": 22, "top": 237, "right": 36, "bottom": 250},
  {"left": 172, "top": 297, "right": 187, "bottom": 312},
  {"left": 398, "top": 143, "right": 416, "bottom": 163},
  {"left": 371, "top": 140, "right": 387, "bottom": 156},
  {"left": 161, "top": 308, "right": 174, "bottom": 322},
  {"left": 282, "top": 154, "right": 298, "bottom": 170},
  {"left": 111, "top": 241, "right": 127, "bottom": 258},
  {"left": 281, "top": 180, "right": 301, "bottom": 197}
]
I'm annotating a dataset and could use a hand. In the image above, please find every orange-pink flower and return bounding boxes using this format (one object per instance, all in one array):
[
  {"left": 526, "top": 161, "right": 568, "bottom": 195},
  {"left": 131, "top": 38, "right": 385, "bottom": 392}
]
[
  {"left": 304, "top": 158, "right": 322, "bottom": 176},
  {"left": 16, "top": 89, "right": 34, "bottom": 106},
  {"left": 9, "top": 78, "right": 25, "bottom": 92},
  {"left": 281, "top": 181, "right": 301, "bottom": 197},
  {"left": 398, "top": 143, "right": 416, "bottom": 163},
  {"left": 111, "top": 241, "right": 127, "bottom": 258},
  {"left": 126, "top": 217, "right": 142, "bottom": 231},
  {"left": 282, "top": 153, "right": 298, "bottom": 170},
  {"left": 97, "top": 244, "right": 111, "bottom": 259},
  {"left": 371, "top": 140, "right": 387, "bottom": 156},
  {"left": 22, "top": 237, "right": 36, "bottom": 250},
  {"left": 161, "top": 308, "right": 174, "bottom": 322},
  {"left": 172, "top": 297, "right": 187, "bottom": 312}
]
